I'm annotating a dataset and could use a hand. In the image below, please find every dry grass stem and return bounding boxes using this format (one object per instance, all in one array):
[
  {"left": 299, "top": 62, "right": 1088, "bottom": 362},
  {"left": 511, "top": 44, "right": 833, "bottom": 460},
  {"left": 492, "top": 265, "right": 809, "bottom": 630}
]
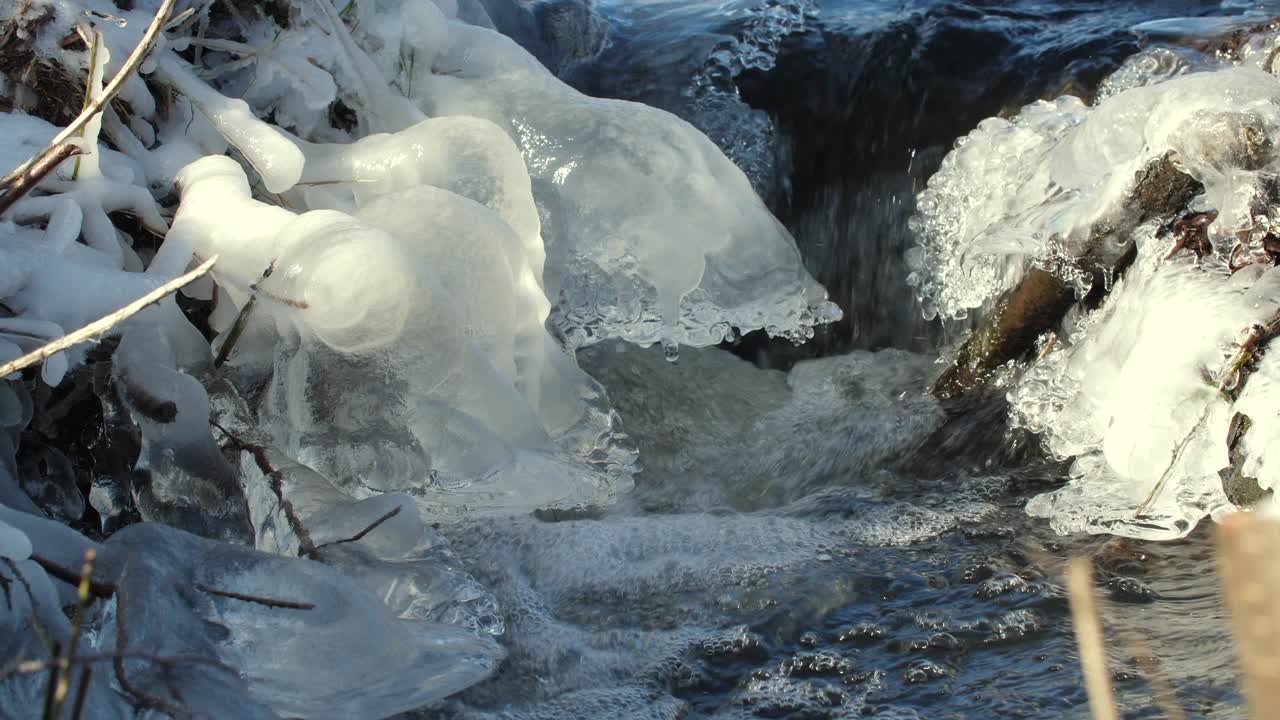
[
  {"left": 0, "top": 144, "right": 81, "bottom": 217},
  {"left": 1216, "top": 512, "right": 1280, "bottom": 719},
  {"left": 1067, "top": 557, "right": 1119, "bottom": 720}
]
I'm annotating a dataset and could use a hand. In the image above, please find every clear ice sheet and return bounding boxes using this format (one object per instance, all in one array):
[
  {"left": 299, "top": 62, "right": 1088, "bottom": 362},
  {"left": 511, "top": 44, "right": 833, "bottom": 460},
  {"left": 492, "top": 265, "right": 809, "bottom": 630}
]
[{"left": 104, "top": 521, "right": 504, "bottom": 719}]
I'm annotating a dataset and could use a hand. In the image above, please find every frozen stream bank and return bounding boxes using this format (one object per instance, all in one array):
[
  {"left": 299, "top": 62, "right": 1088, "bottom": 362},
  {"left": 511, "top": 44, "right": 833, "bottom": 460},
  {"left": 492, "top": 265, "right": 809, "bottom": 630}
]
[{"left": 1, "top": 0, "right": 1277, "bottom": 717}]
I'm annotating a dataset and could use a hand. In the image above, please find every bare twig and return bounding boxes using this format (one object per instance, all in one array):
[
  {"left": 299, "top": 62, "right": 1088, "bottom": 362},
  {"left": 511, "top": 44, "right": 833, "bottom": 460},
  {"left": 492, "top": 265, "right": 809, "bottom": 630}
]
[
  {"left": 0, "top": 0, "right": 177, "bottom": 187},
  {"left": 0, "top": 144, "right": 82, "bottom": 218},
  {"left": 0, "top": 256, "right": 218, "bottom": 380},
  {"left": 210, "top": 423, "right": 318, "bottom": 557},
  {"left": 113, "top": 585, "right": 185, "bottom": 715},
  {"left": 13, "top": 651, "right": 235, "bottom": 678},
  {"left": 41, "top": 641, "right": 61, "bottom": 720},
  {"left": 195, "top": 584, "right": 315, "bottom": 610},
  {"left": 213, "top": 260, "right": 274, "bottom": 368},
  {"left": 47, "top": 549, "right": 97, "bottom": 719},
  {"left": 313, "top": 506, "right": 402, "bottom": 552},
  {"left": 28, "top": 553, "right": 116, "bottom": 599},
  {"left": 69, "top": 665, "right": 93, "bottom": 720},
  {"left": 1067, "top": 558, "right": 1119, "bottom": 720}
]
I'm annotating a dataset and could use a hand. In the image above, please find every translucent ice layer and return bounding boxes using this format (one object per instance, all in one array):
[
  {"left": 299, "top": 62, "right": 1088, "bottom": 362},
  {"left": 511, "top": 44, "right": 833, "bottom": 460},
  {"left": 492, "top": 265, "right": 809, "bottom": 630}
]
[
  {"left": 100, "top": 521, "right": 504, "bottom": 719},
  {"left": 334, "top": 0, "right": 840, "bottom": 350},
  {"left": 168, "top": 155, "right": 631, "bottom": 520}
]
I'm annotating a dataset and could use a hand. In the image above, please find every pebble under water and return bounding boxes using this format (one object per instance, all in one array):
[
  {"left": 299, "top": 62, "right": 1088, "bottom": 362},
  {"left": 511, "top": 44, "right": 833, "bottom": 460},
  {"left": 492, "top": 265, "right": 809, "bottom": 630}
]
[{"left": 428, "top": 0, "right": 1272, "bottom": 716}]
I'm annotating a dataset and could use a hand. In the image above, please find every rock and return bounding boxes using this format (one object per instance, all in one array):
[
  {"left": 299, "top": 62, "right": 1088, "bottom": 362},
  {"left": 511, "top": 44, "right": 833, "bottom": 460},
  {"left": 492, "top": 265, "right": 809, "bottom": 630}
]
[{"left": 932, "top": 153, "right": 1204, "bottom": 398}]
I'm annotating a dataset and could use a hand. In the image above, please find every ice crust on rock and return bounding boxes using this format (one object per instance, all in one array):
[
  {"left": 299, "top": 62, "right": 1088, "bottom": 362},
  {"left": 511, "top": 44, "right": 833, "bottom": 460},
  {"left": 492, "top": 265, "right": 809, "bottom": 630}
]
[
  {"left": 908, "top": 66, "right": 1280, "bottom": 322},
  {"left": 911, "top": 57, "right": 1280, "bottom": 538}
]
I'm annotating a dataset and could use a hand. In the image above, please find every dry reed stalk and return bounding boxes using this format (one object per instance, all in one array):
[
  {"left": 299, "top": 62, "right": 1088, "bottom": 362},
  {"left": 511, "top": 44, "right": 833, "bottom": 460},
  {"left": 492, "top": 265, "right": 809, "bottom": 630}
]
[
  {"left": 0, "top": 256, "right": 218, "bottom": 380},
  {"left": 1067, "top": 557, "right": 1119, "bottom": 720},
  {"left": 1216, "top": 512, "right": 1280, "bottom": 719}
]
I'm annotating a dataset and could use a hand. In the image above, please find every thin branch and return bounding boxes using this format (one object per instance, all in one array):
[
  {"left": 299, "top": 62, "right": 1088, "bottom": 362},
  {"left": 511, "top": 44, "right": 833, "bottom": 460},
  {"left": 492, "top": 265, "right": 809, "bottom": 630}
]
[
  {"left": 0, "top": 0, "right": 177, "bottom": 187},
  {"left": 69, "top": 665, "right": 93, "bottom": 720},
  {"left": 114, "top": 586, "right": 185, "bottom": 715},
  {"left": 0, "top": 144, "right": 81, "bottom": 217},
  {"left": 214, "top": 260, "right": 274, "bottom": 368},
  {"left": 0, "top": 256, "right": 218, "bottom": 380},
  {"left": 313, "top": 506, "right": 402, "bottom": 552},
  {"left": 195, "top": 584, "right": 315, "bottom": 610},
  {"left": 1067, "top": 558, "right": 1118, "bottom": 720},
  {"left": 13, "top": 651, "right": 235, "bottom": 677},
  {"left": 210, "top": 422, "right": 319, "bottom": 557},
  {"left": 28, "top": 553, "right": 116, "bottom": 599},
  {"left": 48, "top": 549, "right": 97, "bottom": 719}
]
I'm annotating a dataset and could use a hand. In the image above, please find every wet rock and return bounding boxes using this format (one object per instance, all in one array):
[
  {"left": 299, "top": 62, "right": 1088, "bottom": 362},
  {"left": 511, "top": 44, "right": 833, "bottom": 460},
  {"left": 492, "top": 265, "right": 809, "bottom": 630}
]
[
  {"left": 780, "top": 651, "right": 854, "bottom": 678},
  {"left": 933, "top": 154, "right": 1204, "bottom": 398},
  {"left": 700, "top": 630, "right": 771, "bottom": 661},
  {"left": 1105, "top": 576, "right": 1161, "bottom": 604},
  {"left": 836, "top": 622, "right": 887, "bottom": 644},
  {"left": 1221, "top": 411, "right": 1274, "bottom": 507},
  {"left": 902, "top": 659, "right": 951, "bottom": 684},
  {"left": 958, "top": 562, "right": 997, "bottom": 584},
  {"left": 975, "top": 572, "right": 1035, "bottom": 599}
]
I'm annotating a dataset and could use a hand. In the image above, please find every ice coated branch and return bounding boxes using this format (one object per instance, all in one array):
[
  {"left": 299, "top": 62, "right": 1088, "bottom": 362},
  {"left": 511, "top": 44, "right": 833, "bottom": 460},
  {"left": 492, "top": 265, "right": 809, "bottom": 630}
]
[
  {"left": 0, "top": 256, "right": 218, "bottom": 380},
  {"left": 0, "top": 144, "right": 81, "bottom": 217},
  {"left": 0, "top": 0, "right": 176, "bottom": 186}
]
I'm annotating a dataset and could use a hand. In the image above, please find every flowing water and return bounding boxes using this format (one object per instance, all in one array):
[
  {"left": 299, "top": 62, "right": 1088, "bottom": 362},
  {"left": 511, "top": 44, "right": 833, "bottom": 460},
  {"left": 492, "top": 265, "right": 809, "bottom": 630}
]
[{"left": 421, "top": 1, "right": 1280, "bottom": 717}]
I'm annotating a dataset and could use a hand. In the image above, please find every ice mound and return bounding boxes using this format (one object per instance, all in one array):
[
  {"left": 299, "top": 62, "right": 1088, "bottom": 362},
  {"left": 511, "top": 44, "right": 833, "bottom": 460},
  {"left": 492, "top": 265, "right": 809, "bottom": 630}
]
[
  {"left": 907, "top": 66, "right": 1280, "bottom": 322},
  {"left": 909, "top": 56, "right": 1280, "bottom": 538},
  {"left": 167, "top": 152, "right": 629, "bottom": 520},
  {"left": 360, "top": 0, "right": 840, "bottom": 351}
]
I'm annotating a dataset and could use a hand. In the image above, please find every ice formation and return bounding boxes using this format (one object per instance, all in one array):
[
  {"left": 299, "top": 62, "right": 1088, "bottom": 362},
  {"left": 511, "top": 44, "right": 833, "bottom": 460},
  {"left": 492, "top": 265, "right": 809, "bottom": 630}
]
[
  {"left": 340, "top": 0, "right": 839, "bottom": 350},
  {"left": 910, "top": 44, "right": 1280, "bottom": 538},
  {"left": 0, "top": 0, "right": 842, "bottom": 713}
]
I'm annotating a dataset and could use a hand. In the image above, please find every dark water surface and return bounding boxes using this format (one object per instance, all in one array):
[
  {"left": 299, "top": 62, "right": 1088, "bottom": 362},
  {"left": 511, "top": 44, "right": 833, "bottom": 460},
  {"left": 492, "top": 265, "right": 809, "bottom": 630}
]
[{"left": 437, "top": 1, "right": 1274, "bottom": 717}]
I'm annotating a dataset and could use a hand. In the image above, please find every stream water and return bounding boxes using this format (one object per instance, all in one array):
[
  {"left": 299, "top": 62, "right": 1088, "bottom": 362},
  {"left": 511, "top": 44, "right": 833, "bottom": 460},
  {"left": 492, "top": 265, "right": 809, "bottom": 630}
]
[{"left": 418, "top": 1, "right": 1280, "bottom": 717}]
